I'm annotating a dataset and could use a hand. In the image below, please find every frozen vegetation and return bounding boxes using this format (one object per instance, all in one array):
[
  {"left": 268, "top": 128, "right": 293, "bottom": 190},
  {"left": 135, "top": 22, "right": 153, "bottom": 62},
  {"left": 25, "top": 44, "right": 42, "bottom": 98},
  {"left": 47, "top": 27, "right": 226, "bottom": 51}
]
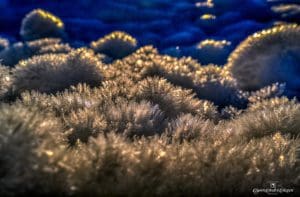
[{"left": 0, "top": 1, "right": 299, "bottom": 196}]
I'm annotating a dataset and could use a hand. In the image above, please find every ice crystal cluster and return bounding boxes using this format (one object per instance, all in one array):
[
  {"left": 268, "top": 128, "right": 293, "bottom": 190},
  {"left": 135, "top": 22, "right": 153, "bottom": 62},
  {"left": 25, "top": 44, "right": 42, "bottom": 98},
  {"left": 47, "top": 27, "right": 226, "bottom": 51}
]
[{"left": 0, "top": 8, "right": 299, "bottom": 196}]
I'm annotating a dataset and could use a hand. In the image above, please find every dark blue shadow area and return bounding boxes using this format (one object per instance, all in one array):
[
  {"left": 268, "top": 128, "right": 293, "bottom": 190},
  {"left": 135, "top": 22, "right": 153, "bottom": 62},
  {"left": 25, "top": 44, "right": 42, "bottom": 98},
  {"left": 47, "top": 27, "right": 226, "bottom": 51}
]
[{"left": 0, "top": 0, "right": 299, "bottom": 64}]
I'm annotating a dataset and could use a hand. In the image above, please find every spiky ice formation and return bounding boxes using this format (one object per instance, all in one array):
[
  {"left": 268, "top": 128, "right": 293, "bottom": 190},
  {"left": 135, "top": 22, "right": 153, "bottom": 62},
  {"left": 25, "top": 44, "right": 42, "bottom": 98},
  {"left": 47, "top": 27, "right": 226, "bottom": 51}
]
[
  {"left": 134, "top": 77, "right": 218, "bottom": 120},
  {"left": 0, "top": 104, "right": 67, "bottom": 195}
]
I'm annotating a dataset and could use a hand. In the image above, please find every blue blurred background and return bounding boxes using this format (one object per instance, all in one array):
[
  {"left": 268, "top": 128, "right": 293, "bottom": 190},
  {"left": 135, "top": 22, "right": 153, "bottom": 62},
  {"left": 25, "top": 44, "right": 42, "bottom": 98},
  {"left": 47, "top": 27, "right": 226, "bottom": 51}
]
[{"left": 0, "top": 0, "right": 299, "bottom": 64}]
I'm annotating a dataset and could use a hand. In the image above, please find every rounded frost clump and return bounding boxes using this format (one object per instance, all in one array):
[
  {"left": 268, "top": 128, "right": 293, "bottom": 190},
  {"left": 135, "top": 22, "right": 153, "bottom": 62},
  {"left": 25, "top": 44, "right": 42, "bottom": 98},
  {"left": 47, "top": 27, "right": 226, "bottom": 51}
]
[
  {"left": 189, "top": 39, "right": 232, "bottom": 65},
  {"left": 226, "top": 24, "right": 300, "bottom": 94},
  {"left": 90, "top": 31, "right": 137, "bottom": 59},
  {"left": 20, "top": 9, "right": 66, "bottom": 41},
  {"left": 12, "top": 48, "right": 103, "bottom": 94},
  {"left": 229, "top": 98, "right": 300, "bottom": 139}
]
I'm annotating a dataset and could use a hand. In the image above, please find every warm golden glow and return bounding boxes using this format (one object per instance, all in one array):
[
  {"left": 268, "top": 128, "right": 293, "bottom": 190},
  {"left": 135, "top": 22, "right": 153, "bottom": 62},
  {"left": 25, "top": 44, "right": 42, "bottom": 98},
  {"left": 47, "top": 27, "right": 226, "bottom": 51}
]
[
  {"left": 279, "top": 155, "right": 284, "bottom": 161},
  {"left": 91, "top": 31, "right": 137, "bottom": 47},
  {"left": 197, "top": 39, "right": 231, "bottom": 49},
  {"left": 44, "top": 150, "right": 54, "bottom": 157},
  {"left": 36, "top": 9, "right": 64, "bottom": 28},
  {"left": 200, "top": 14, "right": 216, "bottom": 20}
]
